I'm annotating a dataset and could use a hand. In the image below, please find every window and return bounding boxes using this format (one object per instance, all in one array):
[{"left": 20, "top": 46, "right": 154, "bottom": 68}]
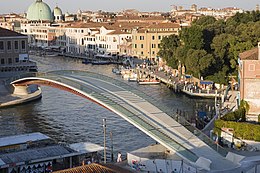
[
  {"left": 158, "top": 44, "right": 160, "bottom": 48},
  {"left": 140, "top": 36, "right": 144, "bottom": 40},
  {"left": 152, "top": 35, "right": 155, "bottom": 40},
  {"left": 141, "top": 44, "right": 143, "bottom": 48},
  {"left": 158, "top": 36, "right": 161, "bottom": 40},
  {"left": 15, "top": 58, "right": 19, "bottom": 62},
  {"left": 7, "top": 41, "right": 11, "bottom": 50},
  {"left": 141, "top": 51, "right": 143, "bottom": 55},
  {"left": 8, "top": 58, "right": 12, "bottom": 64},
  {"left": 152, "top": 51, "right": 155, "bottom": 55},
  {"left": 134, "top": 44, "right": 137, "bottom": 48},
  {"left": 0, "top": 41, "right": 3, "bottom": 50},
  {"left": 152, "top": 44, "right": 156, "bottom": 48},
  {"left": 1, "top": 59, "right": 4, "bottom": 64},
  {"left": 21, "top": 40, "right": 26, "bottom": 49},
  {"left": 249, "top": 64, "right": 255, "bottom": 71},
  {"left": 14, "top": 41, "right": 18, "bottom": 50}
]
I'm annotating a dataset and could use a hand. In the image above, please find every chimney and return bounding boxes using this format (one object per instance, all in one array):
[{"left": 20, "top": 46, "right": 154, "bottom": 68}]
[{"left": 258, "top": 42, "right": 260, "bottom": 60}]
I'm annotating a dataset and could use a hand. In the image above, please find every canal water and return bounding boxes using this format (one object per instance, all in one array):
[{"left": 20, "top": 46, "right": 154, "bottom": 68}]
[{"left": 0, "top": 55, "right": 214, "bottom": 158}]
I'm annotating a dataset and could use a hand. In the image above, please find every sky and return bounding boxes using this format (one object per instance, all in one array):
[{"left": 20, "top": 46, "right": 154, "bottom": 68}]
[{"left": 1, "top": 0, "right": 259, "bottom": 14}]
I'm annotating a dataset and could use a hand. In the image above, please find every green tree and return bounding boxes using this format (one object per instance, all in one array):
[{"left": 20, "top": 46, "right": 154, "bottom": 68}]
[
  {"left": 175, "top": 46, "right": 188, "bottom": 64},
  {"left": 180, "top": 25, "right": 204, "bottom": 50},
  {"left": 157, "top": 34, "right": 180, "bottom": 68},
  {"left": 206, "top": 65, "right": 229, "bottom": 84},
  {"left": 185, "top": 49, "right": 214, "bottom": 77},
  {"left": 193, "top": 16, "right": 217, "bottom": 27}
]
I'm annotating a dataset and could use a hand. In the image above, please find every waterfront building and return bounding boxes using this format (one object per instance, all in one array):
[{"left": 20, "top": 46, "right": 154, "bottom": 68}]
[
  {"left": 238, "top": 42, "right": 260, "bottom": 120},
  {"left": 0, "top": 27, "right": 37, "bottom": 78},
  {"left": 94, "top": 26, "right": 132, "bottom": 54},
  {"left": 65, "top": 24, "right": 99, "bottom": 54},
  {"left": 21, "top": 22, "right": 53, "bottom": 48},
  {"left": 21, "top": 0, "right": 67, "bottom": 48},
  {"left": 131, "top": 23, "right": 180, "bottom": 60},
  {"left": 0, "top": 133, "right": 103, "bottom": 173},
  {"left": 84, "top": 28, "right": 100, "bottom": 53}
]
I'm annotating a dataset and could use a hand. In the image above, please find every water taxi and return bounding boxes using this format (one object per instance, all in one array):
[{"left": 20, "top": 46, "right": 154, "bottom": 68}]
[{"left": 138, "top": 79, "right": 160, "bottom": 85}]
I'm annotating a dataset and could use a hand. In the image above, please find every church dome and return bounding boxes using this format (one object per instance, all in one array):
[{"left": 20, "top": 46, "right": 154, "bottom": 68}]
[
  {"left": 53, "top": 6, "right": 62, "bottom": 16},
  {"left": 65, "top": 12, "right": 70, "bottom": 17},
  {"left": 27, "top": 0, "right": 53, "bottom": 21}
]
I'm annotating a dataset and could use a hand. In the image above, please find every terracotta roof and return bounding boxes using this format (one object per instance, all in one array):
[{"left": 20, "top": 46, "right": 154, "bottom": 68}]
[
  {"left": 53, "top": 163, "right": 134, "bottom": 173},
  {"left": 0, "top": 27, "right": 26, "bottom": 37},
  {"left": 239, "top": 47, "right": 259, "bottom": 60}
]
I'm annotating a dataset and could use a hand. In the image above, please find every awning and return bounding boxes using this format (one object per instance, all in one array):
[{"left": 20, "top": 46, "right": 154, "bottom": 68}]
[{"left": 200, "top": 80, "right": 213, "bottom": 85}]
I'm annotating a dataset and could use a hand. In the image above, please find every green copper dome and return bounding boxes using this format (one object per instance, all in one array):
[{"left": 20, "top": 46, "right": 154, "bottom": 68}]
[
  {"left": 53, "top": 6, "right": 62, "bottom": 16},
  {"left": 27, "top": 0, "right": 53, "bottom": 21}
]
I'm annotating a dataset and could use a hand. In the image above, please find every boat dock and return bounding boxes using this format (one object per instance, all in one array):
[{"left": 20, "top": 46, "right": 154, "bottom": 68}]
[{"left": 136, "top": 68, "right": 225, "bottom": 99}]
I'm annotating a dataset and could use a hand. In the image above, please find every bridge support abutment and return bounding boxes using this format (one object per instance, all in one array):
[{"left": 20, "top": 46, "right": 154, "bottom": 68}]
[{"left": 12, "top": 84, "right": 39, "bottom": 95}]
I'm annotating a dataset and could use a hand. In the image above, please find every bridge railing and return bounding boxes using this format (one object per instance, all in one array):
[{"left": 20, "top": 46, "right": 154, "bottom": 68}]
[
  {"left": 52, "top": 70, "right": 230, "bottom": 157},
  {"left": 9, "top": 70, "right": 228, "bottom": 158},
  {"left": 43, "top": 71, "right": 199, "bottom": 162}
]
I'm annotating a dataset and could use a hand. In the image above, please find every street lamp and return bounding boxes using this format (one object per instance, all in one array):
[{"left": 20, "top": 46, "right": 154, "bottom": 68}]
[
  {"left": 110, "top": 131, "right": 114, "bottom": 162},
  {"left": 103, "top": 118, "right": 107, "bottom": 163}
]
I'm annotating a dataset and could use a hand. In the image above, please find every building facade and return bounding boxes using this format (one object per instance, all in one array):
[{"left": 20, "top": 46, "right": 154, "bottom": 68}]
[
  {"left": 131, "top": 23, "right": 180, "bottom": 60},
  {"left": 0, "top": 27, "right": 37, "bottom": 78},
  {"left": 239, "top": 43, "right": 260, "bottom": 117}
]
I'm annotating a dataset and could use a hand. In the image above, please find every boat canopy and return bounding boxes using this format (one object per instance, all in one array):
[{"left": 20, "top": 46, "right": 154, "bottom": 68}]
[
  {"left": 185, "top": 75, "right": 192, "bottom": 79},
  {"left": 200, "top": 80, "right": 213, "bottom": 85}
]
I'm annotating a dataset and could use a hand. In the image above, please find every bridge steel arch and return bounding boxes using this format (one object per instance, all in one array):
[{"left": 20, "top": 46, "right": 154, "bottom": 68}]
[{"left": 11, "top": 70, "right": 238, "bottom": 172}]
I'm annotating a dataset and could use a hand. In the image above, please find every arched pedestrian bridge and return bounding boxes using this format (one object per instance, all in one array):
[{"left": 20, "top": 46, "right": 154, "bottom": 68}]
[{"left": 10, "top": 70, "right": 240, "bottom": 172}]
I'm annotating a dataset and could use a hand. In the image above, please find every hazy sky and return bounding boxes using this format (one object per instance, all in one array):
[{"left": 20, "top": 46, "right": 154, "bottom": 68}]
[{"left": 1, "top": 0, "right": 259, "bottom": 14}]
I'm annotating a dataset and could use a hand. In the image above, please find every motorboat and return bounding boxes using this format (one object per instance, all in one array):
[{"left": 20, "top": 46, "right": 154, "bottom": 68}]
[
  {"left": 112, "top": 68, "right": 121, "bottom": 75},
  {"left": 91, "top": 60, "right": 110, "bottom": 65},
  {"left": 82, "top": 59, "right": 92, "bottom": 64},
  {"left": 138, "top": 78, "right": 160, "bottom": 85}
]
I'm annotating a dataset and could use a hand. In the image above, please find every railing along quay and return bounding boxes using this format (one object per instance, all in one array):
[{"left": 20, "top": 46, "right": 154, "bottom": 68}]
[{"left": 137, "top": 68, "right": 224, "bottom": 99}]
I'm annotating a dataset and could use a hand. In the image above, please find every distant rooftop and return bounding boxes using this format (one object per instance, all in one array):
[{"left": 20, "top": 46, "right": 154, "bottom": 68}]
[
  {"left": 0, "top": 132, "right": 50, "bottom": 148},
  {"left": 69, "top": 142, "right": 104, "bottom": 154},
  {"left": 0, "top": 27, "right": 26, "bottom": 37},
  {"left": 53, "top": 163, "right": 135, "bottom": 173},
  {"left": 0, "top": 145, "right": 73, "bottom": 166}
]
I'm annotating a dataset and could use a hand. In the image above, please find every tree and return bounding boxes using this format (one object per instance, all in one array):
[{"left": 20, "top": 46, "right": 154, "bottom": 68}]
[
  {"left": 158, "top": 34, "right": 180, "bottom": 68},
  {"left": 185, "top": 49, "right": 214, "bottom": 77},
  {"left": 193, "top": 16, "right": 217, "bottom": 27},
  {"left": 180, "top": 25, "right": 204, "bottom": 50},
  {"left": 175, "top": 46, "right": 188, "bottom": 65}
]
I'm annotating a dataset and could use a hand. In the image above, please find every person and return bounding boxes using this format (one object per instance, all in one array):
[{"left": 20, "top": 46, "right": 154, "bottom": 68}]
[{"left": 117, "top": 152, "right": 122, "bottom": 162}]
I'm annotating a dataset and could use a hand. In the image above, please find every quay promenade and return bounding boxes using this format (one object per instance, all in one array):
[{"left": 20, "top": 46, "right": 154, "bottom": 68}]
[{"left": 136, "top": 67, "right": 226, "bottom": 100}]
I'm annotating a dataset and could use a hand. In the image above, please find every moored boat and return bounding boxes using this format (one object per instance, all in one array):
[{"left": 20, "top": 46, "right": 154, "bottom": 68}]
[
  {"left": 138, "top": 79, "right": 160, "bottom": 85},
  {"left": 82, "top": 59, "right": 92, "bottom": 64},
  {"left": 91, "top": 60, "right": 110, "bottom": 65}
]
